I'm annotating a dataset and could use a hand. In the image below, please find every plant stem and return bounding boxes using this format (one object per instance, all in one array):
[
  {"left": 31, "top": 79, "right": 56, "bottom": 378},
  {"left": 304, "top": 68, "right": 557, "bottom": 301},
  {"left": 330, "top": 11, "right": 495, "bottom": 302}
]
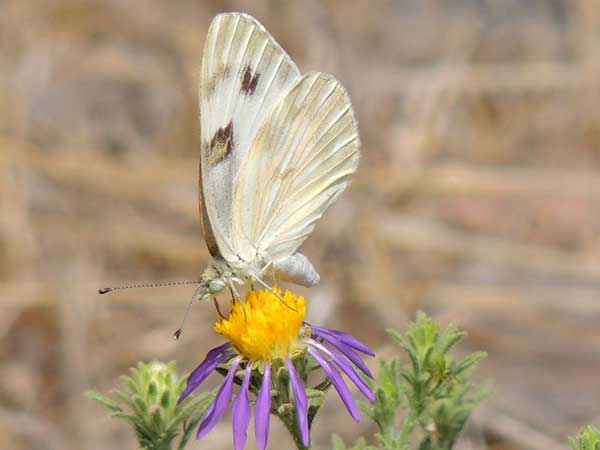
[
  {"left": 279, "top": 414, "right": 310, "bottom": 450},
  {"left": 397, "top": 407, "right": 418, "bottom": 449}
]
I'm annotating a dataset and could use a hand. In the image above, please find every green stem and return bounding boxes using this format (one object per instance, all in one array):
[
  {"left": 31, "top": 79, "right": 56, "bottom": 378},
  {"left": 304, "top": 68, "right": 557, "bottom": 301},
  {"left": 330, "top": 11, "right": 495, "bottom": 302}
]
[
  {"left": 398, "top": 410, "right": 416, "bottom": 449},
  {"left": 398, "top": 399, "right": 423, "bottom": 450},
  {"left": 279, "top": 414, "right": 310, "bottom": 450}
]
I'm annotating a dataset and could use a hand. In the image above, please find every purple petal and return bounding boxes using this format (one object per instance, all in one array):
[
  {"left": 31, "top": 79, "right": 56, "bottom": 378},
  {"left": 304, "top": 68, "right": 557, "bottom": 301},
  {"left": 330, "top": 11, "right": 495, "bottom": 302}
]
[
  {"left": 233, "top": 365, "right": 252, "bottom": 450},
  {"left": 308, "top": 340, "right": 374, "bottom": 402},
  {"left": 255, "top": 362, "right": 271, "bottom": 450},
  {"left": 311, "top": 330, "right": 373, "bottom": 378},
  {"left": 311, "top": 325, "right": 375, "bottom": 356},
  {"left": 178, "top": 342, "right": 233, "bottom": 404},
  {"left": 197, "top": 357, "right": 241, "bottom": 440},
  {"left": 286, "top": 359, "right": 309, "bottom": 447},
  {"left": 308, "top": 348, "right": 360, "bottom": 422}
]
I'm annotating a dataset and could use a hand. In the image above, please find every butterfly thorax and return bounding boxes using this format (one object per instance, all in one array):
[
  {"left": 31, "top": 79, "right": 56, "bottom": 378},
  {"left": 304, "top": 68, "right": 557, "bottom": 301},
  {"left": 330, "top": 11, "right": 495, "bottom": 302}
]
[{"left": 200, "top": 256, "right": 264, "bottom": 300}]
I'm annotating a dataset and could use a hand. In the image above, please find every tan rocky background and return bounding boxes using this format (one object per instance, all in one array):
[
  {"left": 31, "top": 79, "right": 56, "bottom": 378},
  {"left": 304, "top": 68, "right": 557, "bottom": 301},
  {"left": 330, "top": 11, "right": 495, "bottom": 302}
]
[{"left": 1, "top": 1, "right": 600, "bottom": 449}]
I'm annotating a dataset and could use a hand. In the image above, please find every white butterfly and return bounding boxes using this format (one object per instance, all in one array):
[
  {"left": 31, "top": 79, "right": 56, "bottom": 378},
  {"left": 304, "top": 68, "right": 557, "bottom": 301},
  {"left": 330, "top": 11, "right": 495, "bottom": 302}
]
[
  {"left": 99, "top": 13, "right": 359, "bottom": 312},
  {"left": 195, "top": 12, "right": 360, "bottom": 302}
]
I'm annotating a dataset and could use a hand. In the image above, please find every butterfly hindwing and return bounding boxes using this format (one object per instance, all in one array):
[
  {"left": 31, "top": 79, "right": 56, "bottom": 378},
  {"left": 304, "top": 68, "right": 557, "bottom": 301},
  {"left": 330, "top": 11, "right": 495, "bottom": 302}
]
[
  {"left": 199, "top": 13, "right": 301, "bottom": 261},
  {"left": 232, "top": 72, "right": 360, "bottom": 263}
]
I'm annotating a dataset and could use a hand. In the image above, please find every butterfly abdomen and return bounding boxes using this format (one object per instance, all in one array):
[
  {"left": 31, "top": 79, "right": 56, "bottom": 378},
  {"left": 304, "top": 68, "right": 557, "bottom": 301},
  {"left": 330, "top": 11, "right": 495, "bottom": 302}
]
[{"left": 272, "top": 253, "right": 320, "bottom": 287}]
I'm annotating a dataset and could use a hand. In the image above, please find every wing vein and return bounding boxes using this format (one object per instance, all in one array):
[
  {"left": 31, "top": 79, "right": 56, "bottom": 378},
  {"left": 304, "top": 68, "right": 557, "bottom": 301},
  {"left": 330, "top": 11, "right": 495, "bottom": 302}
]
[
  {"left": 253, "top": 74, "right": 324, "bottom": 242},
  {"left": 244, "top": 53, "right": 286, "bottom": 148},
  {"left": 256, "top": 79, "right": 343, "bottom": 239},
  {"left": 285, "top": 104, "right": 354, "bottom": 187},
  {"left": 264, "top": 144, "right": 358, "bottom": 240},
  {"left": 200, "top": 13, "right": 301, "bottom": 263},
  {"left": 221, "top": 15, "right": 244, "bottom": 133}
]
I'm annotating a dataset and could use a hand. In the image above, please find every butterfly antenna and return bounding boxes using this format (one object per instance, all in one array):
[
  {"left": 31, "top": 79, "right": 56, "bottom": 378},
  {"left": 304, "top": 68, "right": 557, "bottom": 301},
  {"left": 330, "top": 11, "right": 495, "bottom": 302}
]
[
  {"left": 173, "top": 295, "right": 197, "bottom": 340},
  {"left": 98, "top": 280, "right": 201, "bottom": 295},
  {"left": 174, "top": 285, "right": 210, "bottom": 340}
]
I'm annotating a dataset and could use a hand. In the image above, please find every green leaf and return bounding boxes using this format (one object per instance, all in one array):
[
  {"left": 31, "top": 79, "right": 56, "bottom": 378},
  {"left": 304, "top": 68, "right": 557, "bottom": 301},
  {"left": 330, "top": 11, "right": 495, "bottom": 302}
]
[
  {"left": 347, "top": 312, "right": 489, "bottom": 450},
  {"left": 354, "top": 437, "right": 370, "bottom": 450},
  {"left": 110, "top": 388, "right": 134, "bottom": 408},
  {"left": 332, "top": 434, "right": 348, "bottom": 450},
  {"left": 452, "top": 352, "right": 486, "bottom": 377},
  {"left": 88, "top": 360, "right": 217, "bottom": 450},
  {"left": 160, "top": 389, "right": 171, "bottom": 410},
  {"left": 132, "top": 395, "right": 148, "bottom": 417},
  {"left": 385, "top": 329, "right": 405, "bottom": 347},
  {"left": 437, "top": 326, "right": 464, "bottom": 355},
  {"left": 569, "top": 425, "right": 600, "bottom": 450},
  {"left": 404, "top": 344, "right": 420, "bottom": 377},
  {"left": 306, "top": 388, "right": 326, "bottom": 405},
  {"left": 151, "top": 405, "right": 164, "bottom": 433},
  {"left": 177, "top": 390, "right": 217, "bottom": 450},
  {"left": 418, "top": 435, "right": 433, "bottom": 450},
  {"left": 422, "top": 345, "right": 434, "bottom": 370},
  {"left": 148, "top": 381, "right": 158, "bottom": 401},
  {"left": 122, "top": 375, "right": 138, "bottom": 396},
  {"left": 85, "top": 391, "right": 122, "bottom": 413},
  {"left": 176, "top": 375, "right": 188, "bottom": 397}
]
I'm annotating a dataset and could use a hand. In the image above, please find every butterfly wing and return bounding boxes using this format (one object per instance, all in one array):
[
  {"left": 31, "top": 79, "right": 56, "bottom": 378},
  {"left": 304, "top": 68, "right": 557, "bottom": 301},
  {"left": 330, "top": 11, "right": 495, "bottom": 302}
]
[
  {"left": 232, "top": 72, "right": 360, "bottom": 264},
  {"left": 199, "top": 13, "right": 301, "bottom": 261}
]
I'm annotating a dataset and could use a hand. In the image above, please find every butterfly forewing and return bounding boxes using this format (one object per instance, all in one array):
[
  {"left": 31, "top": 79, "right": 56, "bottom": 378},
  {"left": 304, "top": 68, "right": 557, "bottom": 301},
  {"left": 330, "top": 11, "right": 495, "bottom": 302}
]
[
  {"left": 199, "top": 13, "right": 301, "bottom": 262},
  {"left": 232, "top": 72, "right": 360, "bottom": 263}
]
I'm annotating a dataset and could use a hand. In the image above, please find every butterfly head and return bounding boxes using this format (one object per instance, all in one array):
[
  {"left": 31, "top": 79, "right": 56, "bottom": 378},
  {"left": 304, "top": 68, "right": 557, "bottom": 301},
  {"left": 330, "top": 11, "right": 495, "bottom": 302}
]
[
  {"left": 208, "top": 278, "right": 226, "bottom": 294},
  {"left": 200, "top": 257, "right": 247, "bottom": 301}
]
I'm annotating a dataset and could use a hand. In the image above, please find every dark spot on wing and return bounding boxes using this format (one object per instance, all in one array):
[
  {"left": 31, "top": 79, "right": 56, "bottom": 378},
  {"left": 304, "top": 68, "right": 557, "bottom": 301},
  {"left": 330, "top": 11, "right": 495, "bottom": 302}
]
[
  {"left": 208, "top": 121, "right": 234, "bottom": 165},
  {"left": 241, "top": 65, "right": 259, "bottom": 95}
]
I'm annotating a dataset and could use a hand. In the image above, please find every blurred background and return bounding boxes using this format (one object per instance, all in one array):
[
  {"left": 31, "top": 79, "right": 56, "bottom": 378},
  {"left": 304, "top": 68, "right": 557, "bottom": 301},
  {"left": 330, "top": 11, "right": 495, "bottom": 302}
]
[{"left": 1, "top": 1, "right": 599, "bottom": 449}]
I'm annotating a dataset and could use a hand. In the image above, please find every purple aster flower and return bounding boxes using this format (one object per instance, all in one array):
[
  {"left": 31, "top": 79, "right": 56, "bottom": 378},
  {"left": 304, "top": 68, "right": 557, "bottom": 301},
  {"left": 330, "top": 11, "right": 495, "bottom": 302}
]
[{"left": 178, "top": 288, "right": 375, "bottom": 450}]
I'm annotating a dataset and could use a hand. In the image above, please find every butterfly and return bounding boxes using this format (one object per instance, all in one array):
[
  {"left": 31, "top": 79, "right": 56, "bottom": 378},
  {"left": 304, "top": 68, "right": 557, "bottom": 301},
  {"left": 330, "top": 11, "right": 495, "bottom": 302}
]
[
  {"left": 195, "top": 12, "right": 360, "bottom": 303},
  {"left": 100, "top": 12, "right": 359, "bottom": 315}
]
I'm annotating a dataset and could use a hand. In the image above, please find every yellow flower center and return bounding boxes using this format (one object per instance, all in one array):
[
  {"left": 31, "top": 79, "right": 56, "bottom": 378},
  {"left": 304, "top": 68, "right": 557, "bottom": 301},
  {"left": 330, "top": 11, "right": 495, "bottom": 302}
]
[{"left": 214, "top": 288, "right": 306, "bottom": 361}]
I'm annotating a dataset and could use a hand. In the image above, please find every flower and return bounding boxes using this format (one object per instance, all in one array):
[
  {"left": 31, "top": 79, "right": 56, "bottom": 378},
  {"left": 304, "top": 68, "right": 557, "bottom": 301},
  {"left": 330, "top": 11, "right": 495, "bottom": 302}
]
[
  {"left": 178, "top": 287, "right": 375, "bottom": 450},
  {"left": 215, "top": 288, "right": 306, "bottom": 361}
]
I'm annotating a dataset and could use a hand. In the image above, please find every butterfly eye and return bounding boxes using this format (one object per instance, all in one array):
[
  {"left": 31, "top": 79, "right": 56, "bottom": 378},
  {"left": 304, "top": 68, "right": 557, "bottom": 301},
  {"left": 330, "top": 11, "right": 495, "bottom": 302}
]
[{"left": 209, "top": 279, "right": 226, "bottom": 293}]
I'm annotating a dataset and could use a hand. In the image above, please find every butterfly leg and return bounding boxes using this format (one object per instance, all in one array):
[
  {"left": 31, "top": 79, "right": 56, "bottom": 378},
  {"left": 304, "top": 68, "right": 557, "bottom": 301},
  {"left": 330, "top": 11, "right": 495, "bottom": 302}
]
[
  {"left": 258, "top": 260, "right": 273, "bottom": 276},
  {"left": 228, "top": 280, "right": 242, "bottom": 301},
  {"left": 270, "top": 264, "right": 279, "bottom": 289},
  {"left": 212, "top": 296, "right": 226, "bottom": 319},
  {"left": 250, "top": 274, "right": 297, "bottom": 312},
  {"left": 226, "top": 280, "right": 248, "bottom": 321},
  {"left": 228, "top": 284, "right": 237, "bottom": 304},
  {"left": 257, "top": 260, "right": 280, "bottom": 289}
]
